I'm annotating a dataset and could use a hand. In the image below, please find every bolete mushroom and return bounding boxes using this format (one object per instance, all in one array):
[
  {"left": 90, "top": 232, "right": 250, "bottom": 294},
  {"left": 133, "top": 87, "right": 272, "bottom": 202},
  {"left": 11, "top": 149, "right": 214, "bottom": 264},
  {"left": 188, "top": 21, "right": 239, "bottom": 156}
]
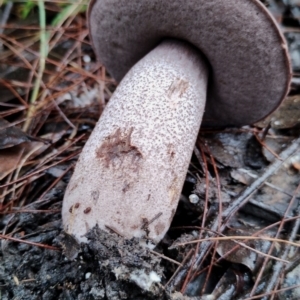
[{"left": 62, "top": 0, "right": 291, "bottom": 245}]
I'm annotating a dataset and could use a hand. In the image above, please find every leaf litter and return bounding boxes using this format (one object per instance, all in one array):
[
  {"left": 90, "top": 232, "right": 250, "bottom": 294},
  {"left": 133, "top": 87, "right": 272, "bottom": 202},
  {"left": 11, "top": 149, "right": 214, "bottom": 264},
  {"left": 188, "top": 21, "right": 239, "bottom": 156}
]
[{"left": 0, "top": 1, "right": 300, "bottom": 299}]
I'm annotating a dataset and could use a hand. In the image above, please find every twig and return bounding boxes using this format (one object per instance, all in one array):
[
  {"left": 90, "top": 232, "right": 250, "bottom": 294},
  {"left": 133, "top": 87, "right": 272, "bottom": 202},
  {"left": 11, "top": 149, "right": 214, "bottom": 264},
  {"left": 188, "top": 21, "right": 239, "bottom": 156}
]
[
  {"left": 164, "top": 249, "right": 194, "bottom": 289},
  {"left": 169, "top": 136, "right": 300, "bottom": 292},
  {"left": 174, "top": 236, "right": 291, "bottom": 263},
  {"left": 0, "top": 234, "right": 60, "bottom": 251},
  {"left": 254, "top": 133, "right": 282, "bottom": 161},
  {"left": 0, "top": 148, "right": 81, "bottom": 189},
  {"left": 180, "top": 146, "right": 210, "bottom": 293},
  {"left": 258, "top": 183, "right": 300, "bottom": 300},
  {"left": 36, "top": 163, "right": 74, "bottom": 202},
  {"left": 149, "top": 250, "right": 182, "bottom": 266},
  {"left": 0, "top": 209, "right": 60, "bottom": 214},
  {"left": 240, "top": 284, "right": 300, "bottom": 300},
  {"left": 201, "top": 145, "right": 222, "bottom": 294}
]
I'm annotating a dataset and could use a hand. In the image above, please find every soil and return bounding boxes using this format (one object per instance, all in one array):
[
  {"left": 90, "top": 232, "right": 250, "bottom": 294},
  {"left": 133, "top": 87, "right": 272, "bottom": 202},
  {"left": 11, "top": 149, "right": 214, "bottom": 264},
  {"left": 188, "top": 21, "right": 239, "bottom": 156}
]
[{"left": 0, "top": 215, "right": 167, "bottom": 300}]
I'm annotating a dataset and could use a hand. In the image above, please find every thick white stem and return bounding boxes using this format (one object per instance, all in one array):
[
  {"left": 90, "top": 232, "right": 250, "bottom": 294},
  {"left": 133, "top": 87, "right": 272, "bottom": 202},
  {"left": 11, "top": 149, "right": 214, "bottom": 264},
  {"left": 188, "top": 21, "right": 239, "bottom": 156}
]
[{"left": 62, "top": 40, "right": 208, "bottom": 244}]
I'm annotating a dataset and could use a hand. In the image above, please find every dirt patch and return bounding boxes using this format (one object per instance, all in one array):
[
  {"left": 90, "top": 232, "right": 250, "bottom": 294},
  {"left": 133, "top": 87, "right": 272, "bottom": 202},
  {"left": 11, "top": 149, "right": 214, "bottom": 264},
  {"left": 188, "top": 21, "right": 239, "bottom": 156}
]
[{"left": 0, "top": 222, "right": 167, "bottom": 300}]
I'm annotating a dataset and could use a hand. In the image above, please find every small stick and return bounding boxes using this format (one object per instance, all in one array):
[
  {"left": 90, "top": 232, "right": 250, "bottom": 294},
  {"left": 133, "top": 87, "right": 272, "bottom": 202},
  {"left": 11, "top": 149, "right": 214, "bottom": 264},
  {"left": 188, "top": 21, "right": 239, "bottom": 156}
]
[{"left": 170, "top": 136, "right": 300, "bottom": 292}]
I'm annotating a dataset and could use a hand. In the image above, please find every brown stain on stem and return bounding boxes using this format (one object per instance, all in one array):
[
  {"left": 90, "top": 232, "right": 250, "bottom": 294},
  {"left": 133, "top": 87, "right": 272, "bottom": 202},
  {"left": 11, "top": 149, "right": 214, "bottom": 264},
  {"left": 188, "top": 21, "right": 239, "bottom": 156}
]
[
  {"left": 96, "top": 127, "right": 142, "bottom": 168},
  {"left": 167, "top": 78, "right": 189, "bottom": 98},
  {"left": 84, "top": 207, "right": 91, "bottom": 214},
  {"left": 167, "top": 143, "right": 175, "bottom": 160},
  {"left": 168, "top": 174, "right": 180, "bottom": 205}
]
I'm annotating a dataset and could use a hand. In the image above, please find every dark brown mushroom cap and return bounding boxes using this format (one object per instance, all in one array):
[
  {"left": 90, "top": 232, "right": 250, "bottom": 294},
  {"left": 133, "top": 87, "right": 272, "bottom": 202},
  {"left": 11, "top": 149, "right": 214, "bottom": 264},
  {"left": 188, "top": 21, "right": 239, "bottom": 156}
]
[{"left": 88, "top": 0, "right": 291, "bottom": 127}]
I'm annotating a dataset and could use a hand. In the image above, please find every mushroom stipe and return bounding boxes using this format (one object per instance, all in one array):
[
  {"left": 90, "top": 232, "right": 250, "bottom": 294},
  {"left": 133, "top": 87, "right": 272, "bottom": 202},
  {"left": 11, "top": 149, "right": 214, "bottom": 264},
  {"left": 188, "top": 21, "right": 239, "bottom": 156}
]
[
  {"left": 63, "top": 40, "right": 209, "bottom": 244},
  {"left": 62, "top": 0, "right": 291, "bottom": 245}
]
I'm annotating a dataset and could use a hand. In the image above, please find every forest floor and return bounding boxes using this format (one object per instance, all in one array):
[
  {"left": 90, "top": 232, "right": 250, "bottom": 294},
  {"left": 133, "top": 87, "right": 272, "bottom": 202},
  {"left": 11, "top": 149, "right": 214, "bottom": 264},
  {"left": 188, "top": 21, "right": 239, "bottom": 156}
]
[{"left": 0, "top": 1, "right": 300, "bottom": 299}]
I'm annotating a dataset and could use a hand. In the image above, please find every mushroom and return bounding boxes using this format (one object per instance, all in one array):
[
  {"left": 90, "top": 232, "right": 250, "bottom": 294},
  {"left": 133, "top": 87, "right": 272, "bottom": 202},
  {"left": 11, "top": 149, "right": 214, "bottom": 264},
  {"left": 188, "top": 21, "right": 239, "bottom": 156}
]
[{"left": 62, "top": 0, "right": 291, "bottom": 245}]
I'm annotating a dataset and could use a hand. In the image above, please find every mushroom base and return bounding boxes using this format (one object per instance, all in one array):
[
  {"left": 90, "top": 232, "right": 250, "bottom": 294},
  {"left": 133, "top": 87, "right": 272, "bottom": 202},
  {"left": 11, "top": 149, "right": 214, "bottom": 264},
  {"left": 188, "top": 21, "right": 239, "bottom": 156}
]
[{"left": 62, "top": 40, "right": 208, "bottom": 244}]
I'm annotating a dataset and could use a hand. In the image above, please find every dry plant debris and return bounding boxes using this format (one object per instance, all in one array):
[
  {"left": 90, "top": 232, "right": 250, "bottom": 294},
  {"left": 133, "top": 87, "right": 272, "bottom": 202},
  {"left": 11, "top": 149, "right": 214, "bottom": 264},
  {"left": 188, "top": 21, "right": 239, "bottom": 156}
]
[{"left": 0, "top": 1, "right": 300, "bottom": 299}]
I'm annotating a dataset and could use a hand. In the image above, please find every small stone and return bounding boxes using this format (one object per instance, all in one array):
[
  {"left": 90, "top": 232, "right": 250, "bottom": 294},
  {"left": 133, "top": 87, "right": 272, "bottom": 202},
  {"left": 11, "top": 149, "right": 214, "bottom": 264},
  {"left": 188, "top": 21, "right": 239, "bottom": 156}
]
[
  {"left": 83, "top": 55, "right": 91, "bottom": 63},
  {"left": 189, "top": 194, "right": 199, "bottom": 204}
]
